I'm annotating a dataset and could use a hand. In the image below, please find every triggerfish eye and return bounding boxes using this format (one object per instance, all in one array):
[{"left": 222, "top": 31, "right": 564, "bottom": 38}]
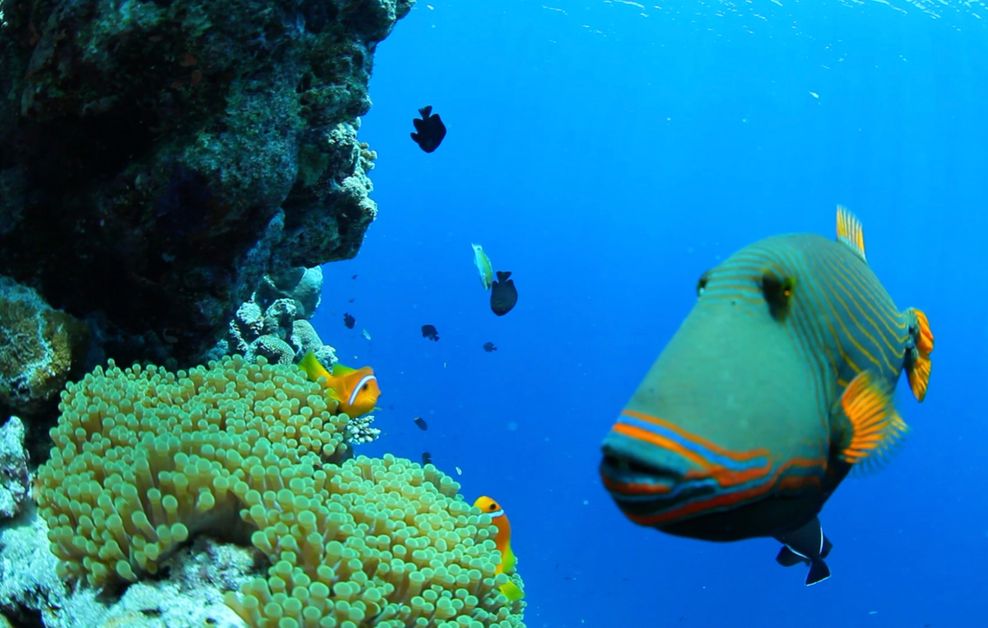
[{"left": 600, "top": 206, "right": 934, "bottom": 587}]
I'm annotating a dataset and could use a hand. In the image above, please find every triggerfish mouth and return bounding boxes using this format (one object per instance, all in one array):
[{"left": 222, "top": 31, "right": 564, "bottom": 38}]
[{"left": 600, "top": 207, "right": 934, "bottom": 586}]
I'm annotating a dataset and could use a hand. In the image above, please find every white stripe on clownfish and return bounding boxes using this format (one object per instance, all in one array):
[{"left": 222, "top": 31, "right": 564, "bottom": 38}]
[{"left": 348, "top": 374, "right": 377, "bottom": 407}]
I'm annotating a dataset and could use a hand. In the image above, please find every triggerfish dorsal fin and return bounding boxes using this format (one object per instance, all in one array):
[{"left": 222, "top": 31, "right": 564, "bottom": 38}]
[
  {"left": 906, "top": 307, "right": 934, "bottom": 402},
  {"left": 838, "top": 370, "right": 908, "bottom": 468},
  {"left": 836, "top": 205, "right": 867, "bottom": 261}
]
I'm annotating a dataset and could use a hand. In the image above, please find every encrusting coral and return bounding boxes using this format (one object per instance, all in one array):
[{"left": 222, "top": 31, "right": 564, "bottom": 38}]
[{"left": 35, "top": 355, "right": 524, "bottom": 625}]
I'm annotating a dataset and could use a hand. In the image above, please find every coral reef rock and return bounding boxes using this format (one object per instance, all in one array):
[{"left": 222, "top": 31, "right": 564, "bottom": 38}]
[
  {"left": 0, "top": 0, "right": 412, "bottom": 367},
  {"left": 0, "top": 277, "right": 89, "bottom": 420},
  {"left": 0, "top": 509, "right": 252, "bottom": 628},
  {"left": 212, "top": 266, "right": 337, "bottom": 365},
  {"left": 0, "top": 417, "right": 30, "bottom": 520}
]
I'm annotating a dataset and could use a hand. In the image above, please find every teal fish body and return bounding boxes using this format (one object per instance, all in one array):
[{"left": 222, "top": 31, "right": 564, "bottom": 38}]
[{"left": 600, "top": 208, "right": 934, "bottom": 585}]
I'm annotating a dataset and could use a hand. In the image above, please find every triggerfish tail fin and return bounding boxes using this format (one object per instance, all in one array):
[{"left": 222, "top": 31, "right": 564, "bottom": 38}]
[
  {"left": 775, "top": 546, "right": 806, "bottom": 568},
  {"left": 836, "top": 205, "right": 867, "bottom": 261},
  {"left": 498, "top": 580, "right": 524, "bottom": 602},
  {"left": 838, "top": 371, "right": 908, "bottom": 467},
  {"left": 774, "top": 517, "right": 833, "bottom": 587},
  {"left": 806, "top": 559, "right": 831, "bottom": 586},
  {"left": 906, "top": 307, "right": 934, "bottom": 402}
]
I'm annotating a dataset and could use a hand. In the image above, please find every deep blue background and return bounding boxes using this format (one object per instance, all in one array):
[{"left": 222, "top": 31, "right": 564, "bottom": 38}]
[{"left": 311, "top": 2, "right": 988, "bottom": 626}]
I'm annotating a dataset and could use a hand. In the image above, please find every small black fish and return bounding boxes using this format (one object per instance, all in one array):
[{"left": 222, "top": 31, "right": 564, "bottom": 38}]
[
  {"left": 483, "top": 341, "right": 497, "bottom": 352},
  {"left": 413, "top": 416, "right": 428, "bottom": 431},
  {"left": 410, "top": 106, "right": 446, "bottom": 153},
  {"left": 421, "top": 324, "right": 440, "bottom": 341},
  {"left": 421, "top": 451, "right": 433, "bottom": 465},
  {"left": 343, "top": 312, "right": 356, "bottom": 329},
  {"left": 490, "top": 271, "right": 518, "bottom": 316},
  {"left": 352, "top": 274, "right": 358, "bottom": 280}
]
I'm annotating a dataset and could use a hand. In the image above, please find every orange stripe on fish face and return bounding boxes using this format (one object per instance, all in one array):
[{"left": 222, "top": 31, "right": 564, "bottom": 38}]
[
  {"left": 602, "top": 409, "right": 827, "bottom": 528},
  {"left": 621, "top": 409, "right": 770, "bottom": 465},
  {"left": 626, "top": 457, "right": 824, "bottom": 526}
]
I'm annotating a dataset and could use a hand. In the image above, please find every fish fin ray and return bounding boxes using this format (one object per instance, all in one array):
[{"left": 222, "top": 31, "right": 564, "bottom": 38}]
[
  {"left": 835, "top": 205, "right": 867, "bottom": 261},
  {"left": 839, "top": 371, "right": 908, "bottom": 468},
  {"left": 906, "top": 307, "right": 934, "bottom": 402}
]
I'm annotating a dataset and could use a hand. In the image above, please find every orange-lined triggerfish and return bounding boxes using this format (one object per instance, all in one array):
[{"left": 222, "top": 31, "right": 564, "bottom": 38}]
[
  {"left": 298, "top": 351, "right": 380, "bottom": 417},
  {"left": 600, "top": 207, "right": 934, "bottom": 586},
  {"left": 473, "top": 496, "right": 524, "bottom": 601}
]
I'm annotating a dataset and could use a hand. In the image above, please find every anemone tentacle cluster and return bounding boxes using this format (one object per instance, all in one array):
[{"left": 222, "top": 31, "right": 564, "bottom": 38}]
[{"left": 36, "top": 355, "right": 524, "bottom": 625}]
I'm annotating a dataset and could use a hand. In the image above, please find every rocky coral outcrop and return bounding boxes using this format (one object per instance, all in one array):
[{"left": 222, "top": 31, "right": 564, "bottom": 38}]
[
  {"left": 0, "top": 0, "right": 411, "bottom": 369},
  {"left": 0, "top": 278, "right": 89, "bottom": 419},
  {"left": 0, "top": 417, "right": 30, "bottom": 520},
  {"left": 211, "top": 265, "right": 337, "bottom": 365}
]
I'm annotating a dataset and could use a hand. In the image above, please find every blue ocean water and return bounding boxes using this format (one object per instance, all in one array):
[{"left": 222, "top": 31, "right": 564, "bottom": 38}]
[{"left": 311, "top": 2, "right": 988, "bottom": 626}]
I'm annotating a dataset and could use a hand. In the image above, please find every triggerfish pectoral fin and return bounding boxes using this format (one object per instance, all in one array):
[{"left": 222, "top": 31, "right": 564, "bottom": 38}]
[
  {"left": 838, "top": 370, "right": 908, "bottom": 468},
  {"left": 906, "top": 307, "right": 934, "bottom": 402}
]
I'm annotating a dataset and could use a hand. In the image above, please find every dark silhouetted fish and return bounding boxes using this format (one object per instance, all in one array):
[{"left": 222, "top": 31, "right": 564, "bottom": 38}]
[
  {"left": 343, "top": 312, "right": 355, "bottom": 329},
  {"left": 490, "top": 271, "right": 517, "bottom": 316},
  {"left": 411, "top": 106, "right": 446, "bottom": 153},
  {"left": 413, "top": 416, "right": 428, "bottom": 431},
  {"left": 421, "top": 451, "right": 433, "bottom": 465},
  {"left": 421, "top": 324, "right": 440, "bottom": 341},
  {"left": 483, "top": 342, "right": 497, "bottom": 352}
]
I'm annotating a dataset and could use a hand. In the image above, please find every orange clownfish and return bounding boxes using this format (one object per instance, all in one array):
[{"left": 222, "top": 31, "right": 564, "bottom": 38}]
[
  {"left": 473, "top": 496, "right": 524, "bottom": 601},
  {"left": 298, "top": 351, "right": 380, "bottom": 417}
]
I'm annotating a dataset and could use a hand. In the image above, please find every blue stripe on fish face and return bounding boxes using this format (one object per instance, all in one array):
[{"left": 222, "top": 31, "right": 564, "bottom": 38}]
[
  {"left": 616, "top": 414, "right": 770, "bottom": 473},
  {"left": 348, "top": 374, "right": 376, "bottom": 407}
]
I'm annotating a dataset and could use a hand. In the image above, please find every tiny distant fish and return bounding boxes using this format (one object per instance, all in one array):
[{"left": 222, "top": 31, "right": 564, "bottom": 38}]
[
  {"left": 483, "top": 341, "right": 497, "bottom": 352},
  {"left": 411, "top": 105, "right": 446, "bottom": 153},
  {"left": 421, "top": 324, "right": 440, "bottom": 342},
  {"left": 490, "top": 271, "right": 518, "bottom": 316},
  {"left": 348, "top": 298, "right": 355, "bottom": 303},
  {"left": 413, "top": 416, "right": 428, "bottom": 431},
  {"left": 361, "top": 328, "right": 372, "bottom": 341},
  {"left": 352, "top": 274, "right": 358, "bottom": 279},
  {"left": 421, "top": 451, "right": 433, "bottom": 465},
  {"left": 343, "top": 312, "right": 356, "bottom": 329}
]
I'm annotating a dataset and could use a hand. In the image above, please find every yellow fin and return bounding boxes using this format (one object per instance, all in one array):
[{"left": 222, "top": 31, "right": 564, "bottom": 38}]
[
  {"left": 907, "top": 308, "right": 934, "bottom": 402},
  {"left": 499, "top": 580, "right": 524, "bottom": 602},
  {"left": 331, "top": 363, "right": 357, "bottom": 376},
  {"left": 839, "top": 370, "right": 907, "bottom": 466},
  {"left": 836, "top": 205, "right": 867, "bottom": 261},
  {"left": 502, "top": 542, "right": 517, "bottom": 574},
  {"left": 299, "top": 351, "right": 331, "bottom": 385}
]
